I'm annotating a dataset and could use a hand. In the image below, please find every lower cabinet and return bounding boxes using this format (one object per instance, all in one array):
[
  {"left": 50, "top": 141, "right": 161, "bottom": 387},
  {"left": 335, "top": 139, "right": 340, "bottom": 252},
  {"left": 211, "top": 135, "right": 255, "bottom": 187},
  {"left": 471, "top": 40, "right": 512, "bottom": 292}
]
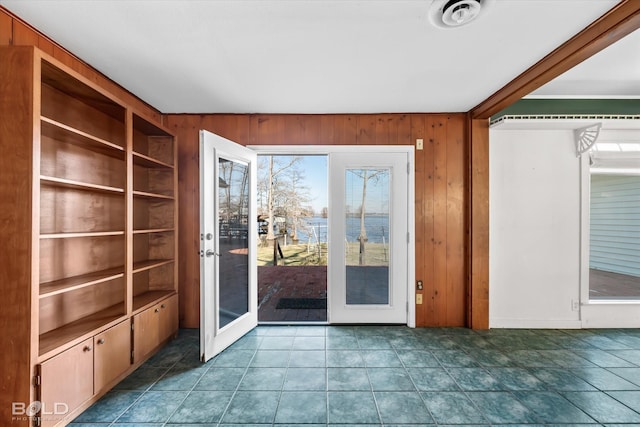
[
  {"left": 133, "top": 295, "right": 179, "bottom": 363},
  {"left": 159, "top": 296, "right": 179, "bottom": 342},
  {"left": 38, "top": 320, "right": 132, "bottom": 427},
  {"left": 39, "top": 339, "right": 94, "bottom": 427},
  {"left": 94, "top": 320, "right": 132, "bottom": 391},
  {"left": 36, "top": 295, "right": 178, "bottom": 426}
]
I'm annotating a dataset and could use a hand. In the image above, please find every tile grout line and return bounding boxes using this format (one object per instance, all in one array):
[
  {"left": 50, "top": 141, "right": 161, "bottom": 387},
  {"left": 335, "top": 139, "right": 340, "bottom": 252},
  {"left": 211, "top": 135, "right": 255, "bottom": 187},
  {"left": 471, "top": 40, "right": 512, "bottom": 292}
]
[
  {"left": 358, "top": 332, "right": 384, "bottom": 426},
  {"left": 110, "top": 351, "right": 181, "bottom": 426},
  {"left": 391, "top": 336, "right": 439, "bottom": 426},
  {"left": 159, "top": 340, "right": 215, "bottom": 427},
  {"left": 213, "top": 336, "right": 261, "bottom": 426}
]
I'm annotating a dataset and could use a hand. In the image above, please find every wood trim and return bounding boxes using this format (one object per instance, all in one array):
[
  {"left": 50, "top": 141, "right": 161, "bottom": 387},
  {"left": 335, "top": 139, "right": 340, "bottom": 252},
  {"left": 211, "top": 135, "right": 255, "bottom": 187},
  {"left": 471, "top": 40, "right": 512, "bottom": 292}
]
[
  {"left": 0, "top": 46, "right": 37, "bottom": 423},
  {"left": 471, "top": 0, "right": 640, "bottom": 119},
  {"left": 468, "top": 117, "right": 489, "bottom": 329},
  {"left": 125, "top": 110, "right": 134, "bottom": 316},
  {"left": 37, "top": 35, "right": 54, "bottom": 55}
]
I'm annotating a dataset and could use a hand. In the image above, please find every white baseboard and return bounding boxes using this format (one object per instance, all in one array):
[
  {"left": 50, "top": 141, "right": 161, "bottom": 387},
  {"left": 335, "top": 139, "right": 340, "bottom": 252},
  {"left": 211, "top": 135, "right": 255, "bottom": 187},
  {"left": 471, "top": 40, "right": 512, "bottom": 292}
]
[{"left": 489, "top": 318, "right": 582, "bottom": 329}]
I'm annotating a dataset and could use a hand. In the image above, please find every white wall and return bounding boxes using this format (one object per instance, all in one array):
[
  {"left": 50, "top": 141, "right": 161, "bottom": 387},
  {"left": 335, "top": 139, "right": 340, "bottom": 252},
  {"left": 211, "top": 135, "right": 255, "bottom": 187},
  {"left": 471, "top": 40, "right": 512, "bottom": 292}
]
[{"left": 489, "top": 129, "right": 582, "bottom": 328}]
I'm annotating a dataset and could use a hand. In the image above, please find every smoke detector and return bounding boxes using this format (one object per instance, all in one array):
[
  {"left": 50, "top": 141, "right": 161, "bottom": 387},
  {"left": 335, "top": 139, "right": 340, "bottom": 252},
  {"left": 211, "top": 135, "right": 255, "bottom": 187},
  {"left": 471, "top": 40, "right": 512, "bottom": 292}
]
[{"left": 428, "top": 0, "right": 492, "bottom": 29}]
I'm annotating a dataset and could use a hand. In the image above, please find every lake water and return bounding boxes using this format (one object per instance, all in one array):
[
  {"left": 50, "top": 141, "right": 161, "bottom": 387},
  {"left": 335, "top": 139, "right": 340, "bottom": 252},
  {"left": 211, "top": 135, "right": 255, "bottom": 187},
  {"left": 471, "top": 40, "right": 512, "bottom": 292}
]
[{"left": 283, "top": 215, "right": 390, "bottom": 244}]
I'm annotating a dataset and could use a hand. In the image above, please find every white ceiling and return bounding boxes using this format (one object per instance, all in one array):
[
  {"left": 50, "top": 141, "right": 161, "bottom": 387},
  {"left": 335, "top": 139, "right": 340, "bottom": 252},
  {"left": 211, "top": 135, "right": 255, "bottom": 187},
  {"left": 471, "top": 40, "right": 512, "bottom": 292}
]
[{"left": 1, "top": 0, "right": 635, "bottom": 114}]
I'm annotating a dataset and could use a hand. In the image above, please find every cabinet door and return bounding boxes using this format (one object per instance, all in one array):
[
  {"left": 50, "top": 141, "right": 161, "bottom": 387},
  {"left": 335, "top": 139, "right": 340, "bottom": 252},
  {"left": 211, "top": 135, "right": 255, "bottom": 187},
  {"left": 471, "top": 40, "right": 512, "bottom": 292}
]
[
  {"left": 39, "top": 338, "right": 94, "bottom": 427},
  {"left": 133, "top": 305, "right": 160, "bottom": 363},
  {"left": 94, "top": 320, "right": 131, "bottom": 392},
  {"left": 159, "top": 295, "right": 178, "bottom": 342}
]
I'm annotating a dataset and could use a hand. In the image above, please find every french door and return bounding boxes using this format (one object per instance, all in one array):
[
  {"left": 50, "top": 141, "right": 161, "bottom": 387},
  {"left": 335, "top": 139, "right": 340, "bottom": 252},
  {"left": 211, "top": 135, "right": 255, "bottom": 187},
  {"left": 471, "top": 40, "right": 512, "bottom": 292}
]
[
  {"left": 201, "top": 142, "right": 414, "bottom": 360},
  {"left": 200, "top": 130, "right": 257, "bottom": 362},
  {"left": 328, "top": 151, "right": 410, "bottom": 323}
]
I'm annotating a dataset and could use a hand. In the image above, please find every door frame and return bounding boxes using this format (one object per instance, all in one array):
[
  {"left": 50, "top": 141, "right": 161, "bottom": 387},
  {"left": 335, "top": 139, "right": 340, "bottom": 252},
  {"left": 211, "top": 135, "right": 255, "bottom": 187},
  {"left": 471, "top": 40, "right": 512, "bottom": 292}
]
[{"left": 249, "top": 145, "right": 416, "bottom": 327}]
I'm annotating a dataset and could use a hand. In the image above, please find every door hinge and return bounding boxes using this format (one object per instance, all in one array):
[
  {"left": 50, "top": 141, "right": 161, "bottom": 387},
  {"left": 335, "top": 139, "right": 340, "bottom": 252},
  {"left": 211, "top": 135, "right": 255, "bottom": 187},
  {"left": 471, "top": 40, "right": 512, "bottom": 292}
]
[
  {"left": 131, "top": 350, "right": 135, "bottom": 363},
  {"left": 131, "top": 321, "right": 134, "bottom": 331},
  {"left": 33, "top": 375, "right": 40, "bottom": 386},
  {"left": 407, "top": 232, "right": 410, "bottom": 243},
  {"left": 33, "top": 415, "right": 41, "bottom": 427},
  {"left": 407, "top": 162, "right": 410, "bottom": 174}
]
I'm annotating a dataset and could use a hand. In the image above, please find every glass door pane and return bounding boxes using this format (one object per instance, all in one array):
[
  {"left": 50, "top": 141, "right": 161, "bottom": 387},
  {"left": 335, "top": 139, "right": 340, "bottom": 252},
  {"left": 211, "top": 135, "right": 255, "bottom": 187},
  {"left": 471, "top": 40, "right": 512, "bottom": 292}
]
[
  {"left": 329, "top": 151, "right": 409, "bottom": 324},
  {"left": 345, "top": 168, "right": 390, "bottom": 305},
  {"left": 218, "top": 158, "right": 250, "bottom": 327}
]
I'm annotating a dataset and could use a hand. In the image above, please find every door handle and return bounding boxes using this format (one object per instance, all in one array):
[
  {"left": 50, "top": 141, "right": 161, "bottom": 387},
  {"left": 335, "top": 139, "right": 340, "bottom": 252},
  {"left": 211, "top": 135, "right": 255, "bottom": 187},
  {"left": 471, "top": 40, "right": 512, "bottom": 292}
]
[{"left": 205, "top": 249, "right": 220, "bottom": 257}]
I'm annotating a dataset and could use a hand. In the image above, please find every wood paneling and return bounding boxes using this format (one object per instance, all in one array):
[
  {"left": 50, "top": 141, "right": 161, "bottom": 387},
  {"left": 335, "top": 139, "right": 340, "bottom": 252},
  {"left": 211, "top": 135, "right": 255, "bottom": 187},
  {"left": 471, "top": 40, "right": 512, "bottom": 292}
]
[
  {"left": 410, "top": 115, "right": 429, "bottom": 326},
  {"left": 12, "top": 19, "right": 37, "bottom": 46},
  {"left": 472, "top": 0, "right": 640, "bottom": 118},
  {"left": 0, "top": 9, "right": 11, "bottom": 45},
  {"left": 445, "top": 114, "right": 466, "bottom": 326},
  {"left": 432, "top": 117, "right": 448, "bottom": 325},
  {"left": 37, "top": 35, "right": 54, "bottom": 55},
  {"left": 166, "top": 113, "right": 470, "bottom": 328}
]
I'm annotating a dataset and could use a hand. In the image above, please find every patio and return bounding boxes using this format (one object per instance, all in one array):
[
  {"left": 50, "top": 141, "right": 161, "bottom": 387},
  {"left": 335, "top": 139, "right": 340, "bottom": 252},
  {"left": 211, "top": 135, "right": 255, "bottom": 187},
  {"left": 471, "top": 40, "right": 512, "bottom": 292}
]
[
  {"left": 590, "top": 269, "right": 640, "bottom": 300},
  {"left": 258, "top": 266, "right": 327, "bottom": 322}
]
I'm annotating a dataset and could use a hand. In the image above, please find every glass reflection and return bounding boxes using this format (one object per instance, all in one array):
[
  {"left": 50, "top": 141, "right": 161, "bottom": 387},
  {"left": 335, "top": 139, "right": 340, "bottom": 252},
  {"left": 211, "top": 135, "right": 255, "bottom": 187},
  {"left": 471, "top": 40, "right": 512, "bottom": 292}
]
[
  {"left": 218, "top": 157, "right": 250, "bottom": 328},
  {"left": 345, "top": 168, "right": 390, "bottom": 305}
]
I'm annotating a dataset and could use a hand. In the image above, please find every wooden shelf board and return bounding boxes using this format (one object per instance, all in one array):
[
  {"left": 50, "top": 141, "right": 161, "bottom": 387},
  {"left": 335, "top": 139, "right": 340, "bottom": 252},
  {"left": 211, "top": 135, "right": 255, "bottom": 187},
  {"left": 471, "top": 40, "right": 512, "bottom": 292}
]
[
  {"left": 133, "top": 190, "right": 174, "bottom": 200},
  {"left": 133, "top": 228, "right": 175, "bottom": 235},
  {"left": 40, "top": 267, "right": 125, "bottom": 298},
  {"left": 133, "top": 259, "right": 174, "bottom": 273},
  {"left": 40, "top": 231, "right": 125, "bottom": 239},
  {"left": 39, "top": 304, "right": 126, "bottom": 358},
  {"left": 41, "top": 175, "right": 125, "bottom": 194},
  {"left": 132, "top": 290, "right": 176, "bottom": 314},
  {"left": 133, "top": 114, "right": 172, "bottom": 137},
  {"left": 133, "top": 151, "right": 174, "bottom": 169},
  {"left": 41, "top": 116, "right": 125, "bottom": 155}
]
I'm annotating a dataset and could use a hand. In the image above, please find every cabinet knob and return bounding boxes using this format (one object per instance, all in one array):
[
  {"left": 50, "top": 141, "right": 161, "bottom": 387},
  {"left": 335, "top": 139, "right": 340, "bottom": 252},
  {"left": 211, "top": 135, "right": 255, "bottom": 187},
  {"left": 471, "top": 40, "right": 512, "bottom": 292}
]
[
  {"left": 155, "top": 308, "right": 160, "bottom": 313},
  {"left": 83, "top": 346, "right": 92, "bottom": 352},
  {"left": 97, "top": 338, "right": 105, "bottom": 345},
  {"left": 161, "top": 304, "right": 166, "bottom": 309}
]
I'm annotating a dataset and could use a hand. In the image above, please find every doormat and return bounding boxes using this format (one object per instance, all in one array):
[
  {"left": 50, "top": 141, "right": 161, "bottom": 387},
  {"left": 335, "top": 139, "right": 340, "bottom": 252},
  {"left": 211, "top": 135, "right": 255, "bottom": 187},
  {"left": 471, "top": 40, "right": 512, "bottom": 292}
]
[{"left": 276, "top": 298, "right": 327, "bottom": 310}]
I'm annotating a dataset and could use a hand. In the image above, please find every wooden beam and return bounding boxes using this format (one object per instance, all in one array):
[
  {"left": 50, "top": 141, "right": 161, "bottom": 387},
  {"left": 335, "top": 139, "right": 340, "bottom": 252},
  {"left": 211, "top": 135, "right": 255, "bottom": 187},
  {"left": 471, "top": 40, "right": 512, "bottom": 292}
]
[
  {"left": 468, "top": 116, "right": 489, "bottom": 329},
  {"left": 471, "top": 0, "right": 640, "bottom": 119}
]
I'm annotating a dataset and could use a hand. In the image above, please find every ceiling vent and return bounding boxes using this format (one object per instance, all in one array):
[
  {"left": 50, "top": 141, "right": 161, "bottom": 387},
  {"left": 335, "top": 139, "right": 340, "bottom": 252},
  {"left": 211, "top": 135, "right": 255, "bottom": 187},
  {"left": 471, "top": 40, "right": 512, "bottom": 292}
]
[
  {"left": 442, "top": 0, "right": 481, "bottom": 26},
  {"left": 428, "top": 0, "right": 491, "bottom": 29}
]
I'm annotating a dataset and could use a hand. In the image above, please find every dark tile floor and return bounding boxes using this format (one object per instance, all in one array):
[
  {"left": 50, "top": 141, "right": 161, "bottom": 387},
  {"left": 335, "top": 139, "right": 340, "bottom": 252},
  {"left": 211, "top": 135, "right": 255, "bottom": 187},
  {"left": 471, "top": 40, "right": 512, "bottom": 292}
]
[{"left": 71, "top": 326, "right": 640, "bottom": 426}]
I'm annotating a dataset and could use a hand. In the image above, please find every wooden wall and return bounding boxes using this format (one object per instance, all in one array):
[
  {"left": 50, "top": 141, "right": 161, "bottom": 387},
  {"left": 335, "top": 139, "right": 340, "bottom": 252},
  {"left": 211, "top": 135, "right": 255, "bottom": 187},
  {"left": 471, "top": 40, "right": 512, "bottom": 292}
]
[
  {"left": 165, "top": 114, "right": 469, "bottom": 328},
  {"left": 0, "top": 7, "right": 163, "bottom": 127}
]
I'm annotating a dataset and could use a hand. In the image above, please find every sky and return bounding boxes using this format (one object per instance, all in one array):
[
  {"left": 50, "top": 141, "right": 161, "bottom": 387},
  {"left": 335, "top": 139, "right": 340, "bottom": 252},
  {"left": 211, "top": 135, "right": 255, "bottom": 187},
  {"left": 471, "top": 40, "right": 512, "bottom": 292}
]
[
  {"left": 299, "top": 155, "right": 328, "bottom": 214},
  {"left": 258, "top": 155, "right": 328, "bottom": 215},
  {"left": 259, "top": 155, "right": 389, "bottom": 216}
]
